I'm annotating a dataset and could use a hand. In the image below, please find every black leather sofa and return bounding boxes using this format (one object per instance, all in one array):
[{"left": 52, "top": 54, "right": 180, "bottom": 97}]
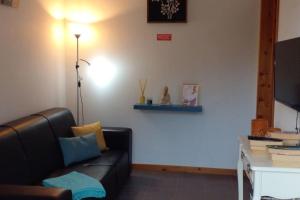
[{"left": 0, "top": 108, "right": 132, "bottom": 200}]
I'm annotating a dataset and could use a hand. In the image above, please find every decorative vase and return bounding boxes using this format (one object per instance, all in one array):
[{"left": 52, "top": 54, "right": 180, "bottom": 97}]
[
  {"left": 139, "top": 79, "right": 147, "bottom": 104},
  {"left": 139, "top": 95, "right": 146, "bottom": 104}
]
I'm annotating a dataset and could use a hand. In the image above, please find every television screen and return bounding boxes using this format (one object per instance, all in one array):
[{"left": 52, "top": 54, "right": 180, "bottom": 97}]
[{"left": 275, "top": 37, "right": 300, "bottom": 111}]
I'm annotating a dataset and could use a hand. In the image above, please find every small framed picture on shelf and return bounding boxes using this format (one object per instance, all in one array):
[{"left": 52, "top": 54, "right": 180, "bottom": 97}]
[{"left": 182, "top": 84, "right": 199, "bottom": 106}]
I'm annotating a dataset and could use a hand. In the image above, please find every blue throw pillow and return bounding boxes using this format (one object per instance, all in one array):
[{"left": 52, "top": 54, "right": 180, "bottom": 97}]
[{"left": 59, "top": 133, "right": 101, "bottom": 166}]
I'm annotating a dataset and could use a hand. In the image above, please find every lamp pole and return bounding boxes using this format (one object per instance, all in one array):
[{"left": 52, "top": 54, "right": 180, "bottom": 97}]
[{"left": 75, "top": 34, "right": 80, "bottom": 125}]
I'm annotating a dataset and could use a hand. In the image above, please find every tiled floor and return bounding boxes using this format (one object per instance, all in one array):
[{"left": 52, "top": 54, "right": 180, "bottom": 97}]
[{"left": 117, "top": 170, "right": 251, "bottom": 200}]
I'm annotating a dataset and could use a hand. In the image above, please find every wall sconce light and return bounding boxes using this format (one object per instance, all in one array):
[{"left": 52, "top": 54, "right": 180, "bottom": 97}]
[{"left": 88, "top": 56, "right": 117, "bottom": 88}]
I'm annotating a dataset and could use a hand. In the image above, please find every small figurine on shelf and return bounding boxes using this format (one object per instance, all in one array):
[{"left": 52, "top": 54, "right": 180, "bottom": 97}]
[
  {"left": 160, "top": 86, "right": 171, "bottom": 105},
  {"left": 139, "top": 79, "right": 147, "bottom": 104}
]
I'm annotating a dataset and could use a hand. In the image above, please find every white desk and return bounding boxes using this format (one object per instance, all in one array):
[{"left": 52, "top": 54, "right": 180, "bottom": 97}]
[{"left": 238, "top": 136, "right": 300, "bottom": 200}]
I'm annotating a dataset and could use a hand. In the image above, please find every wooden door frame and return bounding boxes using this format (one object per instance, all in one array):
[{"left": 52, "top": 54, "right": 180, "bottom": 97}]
[{"left": 256, "top": 0, "right": 280, "bottom": 128}]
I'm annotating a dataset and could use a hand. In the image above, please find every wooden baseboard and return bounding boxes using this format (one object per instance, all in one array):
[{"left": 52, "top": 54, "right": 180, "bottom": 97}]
[{"left": 132, "top": 163, "right": 236, "bottom": 176}]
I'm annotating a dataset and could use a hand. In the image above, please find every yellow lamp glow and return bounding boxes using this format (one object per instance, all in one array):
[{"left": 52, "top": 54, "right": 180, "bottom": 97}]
[
  {"left": 88, "top": 57, "right": 117, "bottom": 88},
  {"left": 52, "top": 22, "right": 64, "bottom": 45},
  {"left": 50, "top": 5, "right": 65, "bottom": 20},
  {"left": 68, "top": 23, "right": 89, "bottom": 36},
  {"left": 65, "top": 9, "right": 100, "bottom": 24},
  {"left": 38, "top": 0, "right": 135, "bottom": 23},
  {"left": 37, "top": 0, "right": 65, "bottom": 20},
  {"left": 66, "top": 22, "right": 97, "bottom": 44}
]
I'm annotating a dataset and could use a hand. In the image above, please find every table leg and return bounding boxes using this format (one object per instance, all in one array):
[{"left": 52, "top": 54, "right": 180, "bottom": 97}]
[{"left": 237, "top": 149, "right": 243, "bottom": 200}]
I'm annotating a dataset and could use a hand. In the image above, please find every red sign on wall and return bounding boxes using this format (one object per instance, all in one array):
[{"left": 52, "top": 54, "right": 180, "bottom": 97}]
[{"left": 157, "top": 34, "right": 172, "bottom": 41}]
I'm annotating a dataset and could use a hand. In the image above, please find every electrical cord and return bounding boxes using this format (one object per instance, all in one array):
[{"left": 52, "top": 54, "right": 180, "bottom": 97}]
[
  {"left": 79, "top": 85, "right": 85, "bottom": 125},
  {"left": 76, "top": 59, "right": 90, "bottom": 126},
  {"left": 296, "top": 111, "right": 299, "bottom": 133}
]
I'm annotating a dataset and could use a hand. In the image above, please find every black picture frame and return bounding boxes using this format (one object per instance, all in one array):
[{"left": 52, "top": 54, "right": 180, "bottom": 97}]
[{"left": 147, "top": 0, "right": 187, "bottom": 23}]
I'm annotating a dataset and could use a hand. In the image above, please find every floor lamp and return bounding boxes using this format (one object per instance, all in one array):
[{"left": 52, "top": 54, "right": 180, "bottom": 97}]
[{"left": 75, "top": 34, "right": 90, "bottom": 125}]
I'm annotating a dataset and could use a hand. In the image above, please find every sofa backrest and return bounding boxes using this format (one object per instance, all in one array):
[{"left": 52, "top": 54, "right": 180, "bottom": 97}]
[
  {"left": 33, "top": 108, "right": 76, "bottom": 138},
  {"left": 0, "top": 127, "right": 31, "bottom": 185},
  {"left": 4, "top": 116, "right": 63, "bottom": 184},
  {"left": 0, "top": 108, "right": 77, "bottom": 185}
]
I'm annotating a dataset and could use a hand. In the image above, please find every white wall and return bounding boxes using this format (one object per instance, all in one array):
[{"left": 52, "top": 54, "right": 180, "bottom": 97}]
[
  {"left": 0, "top": 0, "right": 259, "bottom": 169},
  {"left": 65, "top": 0, "right": 260, "bottom": 169},
  {"left": 0, "top": 0, "right": 66, "bottom": 124},
  {"left": 274, "top": 0, "right": 300, "bottom": 131}
]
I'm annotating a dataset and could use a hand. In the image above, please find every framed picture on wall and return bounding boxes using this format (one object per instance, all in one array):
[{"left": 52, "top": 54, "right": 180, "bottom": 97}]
[
  {"left": 0, "top": 0, "right": 20, "bottom": 8},
  {"left": 147, "top": 0, "right": 187, "bottom": 23},
  {"left": 182, "top": 84, "right": 199, "bottom": 106}
]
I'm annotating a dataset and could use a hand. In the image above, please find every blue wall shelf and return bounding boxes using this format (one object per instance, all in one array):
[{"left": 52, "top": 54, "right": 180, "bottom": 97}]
[{"left": 133, "top": 104, "right": 202, "bottom": 113}]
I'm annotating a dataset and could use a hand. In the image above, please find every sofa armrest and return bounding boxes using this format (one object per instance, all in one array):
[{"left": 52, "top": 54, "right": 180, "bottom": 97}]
[
  {"left": 0, "top": 185, "right": 72, "bottom": 200},
  {"left": 103, "top": 127, "right": 132, "bottom": 165}
]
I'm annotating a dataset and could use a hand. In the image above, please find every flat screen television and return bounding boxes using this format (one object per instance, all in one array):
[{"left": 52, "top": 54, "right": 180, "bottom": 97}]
[{"left": 275, "top": 37, "right": 300, "bottom": 111}]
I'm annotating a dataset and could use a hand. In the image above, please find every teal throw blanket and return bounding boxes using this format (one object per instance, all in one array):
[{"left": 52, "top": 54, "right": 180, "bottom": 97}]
[{"left": 43, "top": 171, "right": 106, "bottom": 200}]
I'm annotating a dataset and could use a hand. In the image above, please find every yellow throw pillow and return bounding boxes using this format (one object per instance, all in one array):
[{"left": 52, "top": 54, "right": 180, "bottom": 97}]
[{"left": 71, "top": 121, "right": 108, "bottom": 151}]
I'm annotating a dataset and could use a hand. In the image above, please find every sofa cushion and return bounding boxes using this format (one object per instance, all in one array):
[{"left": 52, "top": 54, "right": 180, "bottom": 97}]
[
  {"left": 5, "top": 116, "right": 63, "bottom": 184},
  {"left": 83, "top": 150, "right": 124, "bottom": 166},
  {"left": 72, "top": 122, "right": 108, "bottom": 151},
  {"left": 59, "top": 133, "right": 101, "bottom": 166},
  {"left": 49, "top": 163, "right": 111, "bottom": 182},
  {"left": 0, "top": 127, "right": 31, "bottom": 185},
  {"left": 47, "top": 150, "right": 126, "bottom": 200},
  {"left": 49, "top": 150, "right": 124, "bottom": 179}
]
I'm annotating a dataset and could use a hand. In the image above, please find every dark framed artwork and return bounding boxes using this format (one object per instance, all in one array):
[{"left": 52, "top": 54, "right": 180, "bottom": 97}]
[
  {"left": 147, "top": 0, "right": 187, "bottom": 23},
  {"left": 0, "top": 0, "right": 20, "bottom": 8}
]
